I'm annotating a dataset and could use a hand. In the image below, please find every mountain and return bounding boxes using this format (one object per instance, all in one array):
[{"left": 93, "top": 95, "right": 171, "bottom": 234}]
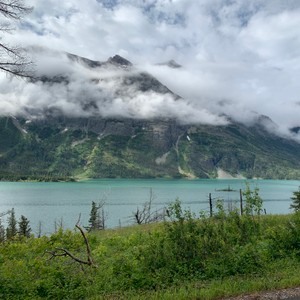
[
  {"left": 157, "top": 59, "right": 182, "bottom": 69},
  {"left": 1, "top": 115, "right": 300, "bottom": 181},
  {"left": 66, "top": 53, "right": 133, "bottom": 69},
  {"left": 1, "top": 53, "right": 300, "bottom": 181}
]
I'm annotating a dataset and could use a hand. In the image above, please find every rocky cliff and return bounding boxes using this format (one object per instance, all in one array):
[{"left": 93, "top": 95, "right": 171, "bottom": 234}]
[{"left": 1, "top": 115, "right": 300, "bottom": 180}]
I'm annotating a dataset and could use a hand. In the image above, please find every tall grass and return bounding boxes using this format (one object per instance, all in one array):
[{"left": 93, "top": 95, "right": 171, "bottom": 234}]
[{"left": 1, "top": 198, "right": 300, "bottom": 299}]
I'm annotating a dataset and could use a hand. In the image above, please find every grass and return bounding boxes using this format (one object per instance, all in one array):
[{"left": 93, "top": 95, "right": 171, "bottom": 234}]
[
  {"left": 85, "top": 213, "right": 300, "bottom": 300},
  {"left": 88, "top": 258, "right": 300, "bottom": 300},
  {"left": 2, "top": 201, "right": 300, "bottom": 299}
]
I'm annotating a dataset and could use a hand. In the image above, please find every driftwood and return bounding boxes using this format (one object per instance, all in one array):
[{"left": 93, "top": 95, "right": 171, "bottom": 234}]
[{"left": 45, "top": 218, "right": 97, "bottom": 268}]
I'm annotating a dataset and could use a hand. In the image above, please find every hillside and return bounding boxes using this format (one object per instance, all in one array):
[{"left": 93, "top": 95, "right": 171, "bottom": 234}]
[
  {"left": 1, "top": 115, "right": 300, "bottom": 181},
  {"left": 1, "top": 52, "right": 300, "bottom": 180}
]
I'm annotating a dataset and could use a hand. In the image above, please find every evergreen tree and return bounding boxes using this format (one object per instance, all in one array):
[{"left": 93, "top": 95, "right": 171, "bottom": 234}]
[
  {"left": 87, "top": 201, "right": 105, "bottom": 231},
  {"left": 0, "top": 218, "right": 5, "bottom": 242},
  {"left": 18, "top": 215, "right": 31, "bottom": 238},
  {"left": 290, "top": 187, "right": 300, "bottom": 212},
  {"left": 6, "top": 208, "right": 17, "bottom": 239}
]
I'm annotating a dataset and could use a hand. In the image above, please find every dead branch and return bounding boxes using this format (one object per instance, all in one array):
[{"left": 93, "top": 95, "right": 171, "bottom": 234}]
[
  {"left": 45, "top": 222, "right": 97, "bottom": 268},
  {"left": 133, "top": 188, "right": 166, "bottom": 225},
  {"left": 45, "top": 247, "right": 94, "bottom": 266},
  {"left": 76, "top": 224, "right": 94, "bottom": 266},
  {"left": 0, "top": 1, "right": 33, "bottom": 19}
]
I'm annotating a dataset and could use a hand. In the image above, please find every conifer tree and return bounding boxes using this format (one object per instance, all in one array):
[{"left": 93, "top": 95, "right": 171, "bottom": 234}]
[
  {"left": 6, "top": 208, "right": 17, "bottom": 239},
  {"left": 290, "top": 187, "right": 300, "bottom": 212},
  {"left": 0, "top": 218, "right": 5, "bottom": 242},
  {"left": 87, "top": 201, "right": 105, "bottom": 231},
  {"left": 18, "top": 215, "right": 31, "bottom": 238},
  {"left": 88, "top": 201, "right": 98, "bottom": 231}
]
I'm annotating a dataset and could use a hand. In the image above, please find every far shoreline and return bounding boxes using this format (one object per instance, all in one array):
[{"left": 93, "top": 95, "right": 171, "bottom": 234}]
[{"left": 0, "top": 176, "right": 299, "bottom": 183}]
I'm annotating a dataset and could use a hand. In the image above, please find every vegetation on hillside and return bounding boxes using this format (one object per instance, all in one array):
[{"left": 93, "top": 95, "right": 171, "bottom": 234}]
[{"left": 1, "top": 117, "right": 300, "bottom": 181}]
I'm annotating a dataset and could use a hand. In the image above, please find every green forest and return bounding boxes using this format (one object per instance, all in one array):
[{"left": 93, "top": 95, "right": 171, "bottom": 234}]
[{"left": 2, "top": 116, "right": 300, "bottom": 182}]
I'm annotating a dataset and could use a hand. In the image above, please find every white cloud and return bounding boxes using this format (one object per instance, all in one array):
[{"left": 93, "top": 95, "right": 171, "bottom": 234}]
[
  {"left": 0, "top": 50, "right": 227, "bottom": 125},
  {"left": 0, "top": 0, "right": 300, "bottom": 136}
]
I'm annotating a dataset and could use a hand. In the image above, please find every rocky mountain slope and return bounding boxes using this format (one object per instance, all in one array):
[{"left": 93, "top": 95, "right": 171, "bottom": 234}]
[
  {"left": 1, "top": 115, "right": 300, "bottom": 181},
  {"left": 1, "top": 53, "right": 300, "bottom": 180}
]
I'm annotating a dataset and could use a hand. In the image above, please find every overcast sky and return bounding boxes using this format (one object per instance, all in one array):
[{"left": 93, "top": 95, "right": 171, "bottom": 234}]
[{"left": 1, "top": 0, "right": 300, "bottom": 137}]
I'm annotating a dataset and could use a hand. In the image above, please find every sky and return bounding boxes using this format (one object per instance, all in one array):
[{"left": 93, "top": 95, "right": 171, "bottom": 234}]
[{"left": 1, "top": 0, "right": 300, "bottom": 138}]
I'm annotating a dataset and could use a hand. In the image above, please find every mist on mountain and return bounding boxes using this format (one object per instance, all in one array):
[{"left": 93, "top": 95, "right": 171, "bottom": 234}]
[{"left": 0, "top": 48, "right": 227, "bottom": 126}]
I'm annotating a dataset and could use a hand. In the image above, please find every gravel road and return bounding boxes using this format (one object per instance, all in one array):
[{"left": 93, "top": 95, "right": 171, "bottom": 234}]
[{"left": 224, "top": 287, "right": 300, "bottom": 300}]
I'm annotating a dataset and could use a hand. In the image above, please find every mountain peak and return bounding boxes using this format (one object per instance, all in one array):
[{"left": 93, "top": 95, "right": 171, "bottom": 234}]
[
  {"left": 156, "top": 59, "right": 182, "bottom": 69},
  {"left": 66, "top": 53, "right": 103, "bottom": 68},
  {"left": 108, "top": 55, "right": 132, "bottom": 67},
  {"left": 166, "top": 60, "right": 182, "bottom": 69},
  {"left": 290, "top": 126, "right": 300, "bottom": 134}
]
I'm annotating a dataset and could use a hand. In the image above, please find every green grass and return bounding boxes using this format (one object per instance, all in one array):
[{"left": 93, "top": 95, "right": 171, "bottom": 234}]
[
  {"left": 2, "top": 204, "right": 300, "bottom": 299},
  {"left": 89, "top": 259, "right": 300, "bottom": 299},
  {"left": 88, "top": 218, "right": 300, "bottom": 300},
  {"left": 87, "top": 212, "right": 300, "bottom": 299}
]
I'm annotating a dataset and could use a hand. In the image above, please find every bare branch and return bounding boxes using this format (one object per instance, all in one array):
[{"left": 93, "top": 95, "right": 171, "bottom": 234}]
[
  {"left": 0, "top": 42, "right": 22, "bottom": 56},
  {"left": 45, "top": 248, "right": 93, "bottom": 266},
  {"left": 132, "top": 188, "right": 166, "bottom": 225},
  {"left": 75, "top": 224, "right": 94, "bottom": 266},
  {"left": 0, "top": 1, "right": 33, "bottom": 20},
  {"left": 0, "top": 53, "right": 33, "bottom": 77},
  {"left": 0, "top": 0, "right": 34, "bottom": 77},
  {"left": 45, "top": 223, "right": 97, "bottom": 268},
  {"left": 76, "top": 213, "right": 82, "bottom": 227}
]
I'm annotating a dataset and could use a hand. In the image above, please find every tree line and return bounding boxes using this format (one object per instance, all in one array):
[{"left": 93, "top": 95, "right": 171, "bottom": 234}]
[
  {"left": 0, "top": 208, "right": 31, "bottom": 241},
  {"left": 0, "top": 202, "right": 105, "bottom": 242}
]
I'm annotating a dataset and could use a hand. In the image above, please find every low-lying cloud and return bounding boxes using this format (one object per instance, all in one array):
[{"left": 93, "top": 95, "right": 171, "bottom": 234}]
[
  {"left": 0, "top": 49, "right": 227, "bottom": 126},
  {"left": 1, "top": 0, "right": 300, "bottom": 138}
]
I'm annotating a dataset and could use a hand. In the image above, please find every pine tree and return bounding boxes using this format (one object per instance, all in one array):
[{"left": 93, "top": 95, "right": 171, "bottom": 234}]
[
  {"left": 18, "top": 215, "right": 31, "bottom": 238},
  {"left": 0, "top": 218, "right": 5, "bottom": 242},
  {"left": 290, "top": 187, "right": 300, "bottom": 212},
  {"left": 88, "top": 201, "right": 96, "bottom": 231},
  {"left": 87, "top": 201, "right": 105, "bottom": 231},
  {"left": 6, "top": 208, "right": 17, "bottom": 239}
]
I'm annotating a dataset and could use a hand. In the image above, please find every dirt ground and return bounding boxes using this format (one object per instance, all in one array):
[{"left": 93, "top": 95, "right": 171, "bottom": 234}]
[{"left": 224, "top": 287, "right": 300, "bottom": 300}]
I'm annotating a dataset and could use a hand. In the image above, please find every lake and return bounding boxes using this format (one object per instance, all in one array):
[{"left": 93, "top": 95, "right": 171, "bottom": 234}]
[{"left": 0, "top": 179, "right": 299, "bottom": 235}]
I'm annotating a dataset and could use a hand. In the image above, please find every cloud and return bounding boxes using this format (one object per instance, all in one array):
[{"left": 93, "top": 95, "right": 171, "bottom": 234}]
[
  {"left": 0, "top": 49, "right": 227, "bottom": 125},
  {"left": 1, "top": 0, "right": 300, "bottom": 137}
]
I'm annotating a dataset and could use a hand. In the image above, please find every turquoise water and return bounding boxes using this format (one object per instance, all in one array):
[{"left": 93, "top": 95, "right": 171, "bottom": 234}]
[{"left": 0, "top": 179, "right": 299, "bottom": 235}]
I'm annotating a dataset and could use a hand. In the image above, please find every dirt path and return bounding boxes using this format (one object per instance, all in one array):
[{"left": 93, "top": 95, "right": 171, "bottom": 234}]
[{"left": 224, "top": 287, "right": 300, "bottom": 300}]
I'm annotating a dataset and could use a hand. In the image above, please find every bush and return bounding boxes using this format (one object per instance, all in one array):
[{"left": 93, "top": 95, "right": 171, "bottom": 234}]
[{"left": 2, "top": 196, "right": 300, "bottom": 298}]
